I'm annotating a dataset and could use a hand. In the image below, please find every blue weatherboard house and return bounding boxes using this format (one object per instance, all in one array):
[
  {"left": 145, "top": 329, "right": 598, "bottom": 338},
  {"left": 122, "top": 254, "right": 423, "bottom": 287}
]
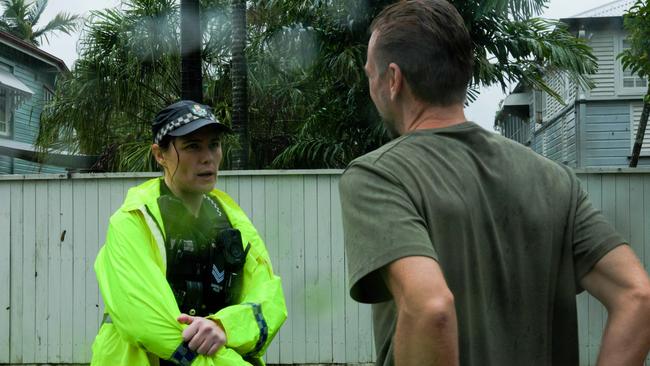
[
  {"left": 0, "top": 30, "right": 68, "bottom": 174},
  {"left": 495, "top": 0, "right": 649, "bottom": 168}
]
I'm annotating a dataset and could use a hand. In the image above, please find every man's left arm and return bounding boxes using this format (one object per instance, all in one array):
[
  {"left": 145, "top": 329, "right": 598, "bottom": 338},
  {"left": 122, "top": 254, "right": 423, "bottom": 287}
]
[
  {"left": 571, "top": 176, "right": 650, "bottom": 365},
  {"left": 383, "top": 255, "right": 459, "bottom": 366},
  {"left": 580, "top": 245, "right": 650, "bottom": 365}
]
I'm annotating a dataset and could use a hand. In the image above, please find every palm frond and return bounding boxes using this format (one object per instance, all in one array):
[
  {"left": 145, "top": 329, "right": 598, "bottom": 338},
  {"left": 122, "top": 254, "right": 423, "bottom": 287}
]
[
  {"left": 0, "top": 0, "right": 28, "bottom": 23},
  {"left": 115, "top": 141, "right": 156, "bottom": 171},
  {"left": 32, "top": 12, "right": 80, "bottom": 44},
  {"left": 471, "top": 16, "right": 596, "bottom": 103},
  {"left": 0, "top": 0, "right": 30, "bottom": 39},
  {"left": 467, "top": 0, "right": 548, "bottom": 20},
  {"left": 27, "top": 0, "right": 46, "bottom": 26}
]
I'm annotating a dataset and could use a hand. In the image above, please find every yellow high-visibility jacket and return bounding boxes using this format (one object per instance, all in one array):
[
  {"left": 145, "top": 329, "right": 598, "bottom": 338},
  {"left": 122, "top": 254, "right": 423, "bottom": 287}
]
[{"left": 91, "top": 178, "right": 287, "bottom": 365}]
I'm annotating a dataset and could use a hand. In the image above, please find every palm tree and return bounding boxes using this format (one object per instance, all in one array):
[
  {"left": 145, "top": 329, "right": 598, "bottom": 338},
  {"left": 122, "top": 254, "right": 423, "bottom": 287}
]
[
  {"left": 37, "top": 0, "right": 182, "bottom": 171},
  {"left": 269, "top": 0, "right": 597, "bottom": 168},
  {"left": 180, "top": 0, "right": 202, "bottom": 102},
  {"left": 230, "top": 0, "right": 249, "bottom": 169},
  {"left": 0, "top": 0, "right": 79, "bottom": 46},
  {"left": 460, "top": 0, "right": 596, "bottom": 101}
]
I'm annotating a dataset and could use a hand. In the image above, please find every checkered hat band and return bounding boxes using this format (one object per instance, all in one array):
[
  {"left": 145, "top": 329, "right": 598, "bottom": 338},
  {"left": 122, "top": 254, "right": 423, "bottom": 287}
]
[{"left": 154, "top": 112, "right": 217, "bottom": 144}]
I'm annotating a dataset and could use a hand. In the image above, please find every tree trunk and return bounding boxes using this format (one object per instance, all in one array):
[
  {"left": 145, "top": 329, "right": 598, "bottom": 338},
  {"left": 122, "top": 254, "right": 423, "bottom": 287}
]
[
  {"left": 180, "top": 0, "right": 202, "bottom": 102},
  {"left": 230, "top": 0, "right": 249, "bottom": 169},
  {"left": 629, "top": 86, "right": 650, "bottom": 167}
]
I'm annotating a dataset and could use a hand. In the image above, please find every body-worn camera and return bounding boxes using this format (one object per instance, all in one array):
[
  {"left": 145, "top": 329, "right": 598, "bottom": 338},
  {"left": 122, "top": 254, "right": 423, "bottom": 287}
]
[{"left": 209, "top": 228, "right": 251, "bottom": 305}]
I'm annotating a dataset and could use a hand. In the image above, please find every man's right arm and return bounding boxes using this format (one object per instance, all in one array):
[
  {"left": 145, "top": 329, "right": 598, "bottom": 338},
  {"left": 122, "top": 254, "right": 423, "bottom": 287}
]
[
  {"left": 580, "top": 245, "right": 650, "bottom": 366},
  {"left": 383, "top": 256, "right": 459, "bottom": 366}
]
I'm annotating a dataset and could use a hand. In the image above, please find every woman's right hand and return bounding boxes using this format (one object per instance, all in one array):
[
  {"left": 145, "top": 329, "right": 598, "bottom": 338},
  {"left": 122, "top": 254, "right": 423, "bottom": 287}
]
[{"left": 177, "top": 313, "right": 227, "bottom": 356}]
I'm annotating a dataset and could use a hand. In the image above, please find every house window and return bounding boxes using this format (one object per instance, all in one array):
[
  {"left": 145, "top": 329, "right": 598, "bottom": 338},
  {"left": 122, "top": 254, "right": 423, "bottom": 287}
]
[
  {"left": 541, "top": 71, "right": 571, "bottom": 123},
  {"left": 0, "top": 62, "right": 11, "bottom": 136},
  {"left": 0, "top": 88, "right": 9, "bottom": 136},
  {"left": 43, "top": 85, "right": 54, "bottom": 114},
  {"left": 621, "top": 39, "right": 648, "bottom": 90},
  {"left": 43, "top": 86, "right": 54, "bottom": 104},
  {"left": 534, "top": 90, "right": 544, "bottom": 124}
]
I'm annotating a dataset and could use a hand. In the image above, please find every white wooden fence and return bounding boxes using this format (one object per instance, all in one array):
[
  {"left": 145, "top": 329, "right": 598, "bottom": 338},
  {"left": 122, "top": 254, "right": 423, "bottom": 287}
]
[
  {"left": 0, "top": 169, "right": 649, "bottom": 365},
  {"left": 0, "top": 170, "right": 374, "bottom": 365}
]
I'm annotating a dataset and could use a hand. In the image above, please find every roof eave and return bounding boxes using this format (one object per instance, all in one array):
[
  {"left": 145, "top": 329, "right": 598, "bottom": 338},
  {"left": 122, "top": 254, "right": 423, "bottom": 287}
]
[
  {"left": 0, "top": 31, "right": 69, "bottom": 74},
  {"left": 560, "top": 16, "right": 624, "bottom": 31}
]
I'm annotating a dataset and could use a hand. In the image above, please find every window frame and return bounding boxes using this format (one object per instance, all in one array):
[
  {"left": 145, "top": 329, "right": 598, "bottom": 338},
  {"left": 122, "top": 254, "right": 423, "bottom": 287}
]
[
  {"left": 616, "top": 36, "right": 648, "bottom": 96},
  {"left": 0, "top": 89, "right": 10, "bottom": 137},
  {"left": 0, "top": 62, "right": 14, "bottom": 138},
  {"left": 42, "top": 84, "right": 54, "bottom": 116}
]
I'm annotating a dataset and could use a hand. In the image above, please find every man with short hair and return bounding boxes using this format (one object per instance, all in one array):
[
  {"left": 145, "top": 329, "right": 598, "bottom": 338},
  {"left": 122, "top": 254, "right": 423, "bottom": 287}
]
[{"left": 339, "top": 1, "right": 650, "bottom": 365}]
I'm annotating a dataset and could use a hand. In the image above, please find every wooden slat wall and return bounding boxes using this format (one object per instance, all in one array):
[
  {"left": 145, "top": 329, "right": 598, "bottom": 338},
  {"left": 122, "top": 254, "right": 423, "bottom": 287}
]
[
  {"left": 577, "top": 172, "right": 650, "bottom": 366},
  {"left": 0, "top": 155, "right": 11, "bottom": 175},
  {"left": 0, "top": 170, "right": 649, "bottom": 365},
  {"left": 543, "top": 71, "right": 566, "bottom": 121},
  {"left": 587, "top": 32, "right": 616, "bottom": 98},
  {"left": 582, "top": 102, "right": 634, "bottom": 167}
]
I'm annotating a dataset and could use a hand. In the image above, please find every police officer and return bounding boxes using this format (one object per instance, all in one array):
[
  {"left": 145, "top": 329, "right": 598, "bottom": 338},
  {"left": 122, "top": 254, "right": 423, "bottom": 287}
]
[{"left": 91, "top": 100, "right": 287, "bottom": 366}]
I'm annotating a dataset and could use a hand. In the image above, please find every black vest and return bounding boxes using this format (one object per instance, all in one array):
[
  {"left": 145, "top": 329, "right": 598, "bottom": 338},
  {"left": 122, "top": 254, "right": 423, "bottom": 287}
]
[{"left": 157, "top": 182, "right": 249, "bottom": 317}]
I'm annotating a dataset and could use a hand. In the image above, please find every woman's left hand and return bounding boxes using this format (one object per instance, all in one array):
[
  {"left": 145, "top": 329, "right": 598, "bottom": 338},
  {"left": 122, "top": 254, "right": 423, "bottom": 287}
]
[{"left": 177, "top": 313, "right": 227, "bottom": 356}]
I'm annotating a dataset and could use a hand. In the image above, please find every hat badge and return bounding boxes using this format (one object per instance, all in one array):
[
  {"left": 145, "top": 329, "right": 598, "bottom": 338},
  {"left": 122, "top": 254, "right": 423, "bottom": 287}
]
[{"left": 192, "top": 104, "right": 208, "bottom": 117}]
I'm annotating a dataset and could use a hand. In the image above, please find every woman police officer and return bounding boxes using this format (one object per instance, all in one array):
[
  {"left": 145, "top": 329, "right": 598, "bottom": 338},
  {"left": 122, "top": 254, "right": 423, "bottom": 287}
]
[{"left": 91, "top": 100, "right": 287, "bottom": 366}]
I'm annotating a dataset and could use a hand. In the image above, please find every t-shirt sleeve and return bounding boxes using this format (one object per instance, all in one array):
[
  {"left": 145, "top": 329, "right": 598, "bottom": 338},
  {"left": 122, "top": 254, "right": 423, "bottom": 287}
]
[
  {"left": 339, "top": 162, "right": 437, "bottom": 304},
  {"left": 572, "top": 177, "right": 627, "bottom": 289}
]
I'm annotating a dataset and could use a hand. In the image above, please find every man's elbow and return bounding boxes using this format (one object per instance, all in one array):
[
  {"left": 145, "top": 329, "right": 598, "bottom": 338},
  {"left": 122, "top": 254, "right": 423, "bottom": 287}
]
[
  {"left": 426, "top": 292, "right": 456, "bottom": 330},
  {"left": 401, "top": 291, "right": 456, "bottom": 330},
  {"left": 629, "top": 285, "right": 650, "bottom": 317},
  {"left": 612, "top": 284, "right": 650, "bottom": 320}
]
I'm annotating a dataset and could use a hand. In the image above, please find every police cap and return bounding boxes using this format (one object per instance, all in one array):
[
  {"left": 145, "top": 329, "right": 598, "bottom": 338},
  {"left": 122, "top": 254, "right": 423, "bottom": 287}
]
[{"left": 151, "top": 100, "right": 231, "bottom": 144}]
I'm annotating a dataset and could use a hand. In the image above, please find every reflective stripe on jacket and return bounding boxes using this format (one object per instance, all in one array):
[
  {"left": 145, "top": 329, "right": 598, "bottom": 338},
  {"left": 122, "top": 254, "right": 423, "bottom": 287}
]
[{"left": 91, "top": 178, "right": 287, "bottom": 366}]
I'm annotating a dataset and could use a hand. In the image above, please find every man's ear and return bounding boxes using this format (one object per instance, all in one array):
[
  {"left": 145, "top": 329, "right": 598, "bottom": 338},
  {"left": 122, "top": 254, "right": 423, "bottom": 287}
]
[
  {"left": 388, "top": 62, "right": 403, "bottom": 101},
  {"left": 151, "top": 144, "right": 165, "bottom": 167}
]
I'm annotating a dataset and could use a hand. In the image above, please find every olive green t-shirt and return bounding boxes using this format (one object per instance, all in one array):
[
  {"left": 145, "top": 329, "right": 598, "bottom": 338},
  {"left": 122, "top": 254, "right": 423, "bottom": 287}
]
[{"left": 339, "top": 122, "right": 625, "bottom": 366}]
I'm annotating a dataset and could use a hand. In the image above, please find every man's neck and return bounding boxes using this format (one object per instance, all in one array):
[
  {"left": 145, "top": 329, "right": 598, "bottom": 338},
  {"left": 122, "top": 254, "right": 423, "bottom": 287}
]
[{"left": 401, "top": 102, "right": 467, "bottom": 134}]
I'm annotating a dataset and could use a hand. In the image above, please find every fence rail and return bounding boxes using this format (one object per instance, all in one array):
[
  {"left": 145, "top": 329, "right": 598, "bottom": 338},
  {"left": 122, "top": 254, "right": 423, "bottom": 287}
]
[{"left": 0, "top": 169, "right": 649, "bottom": 365}]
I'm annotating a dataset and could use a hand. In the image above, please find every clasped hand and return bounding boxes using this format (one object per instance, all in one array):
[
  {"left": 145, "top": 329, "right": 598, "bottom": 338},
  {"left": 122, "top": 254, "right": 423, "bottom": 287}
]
[{"left": 177, "top": 313, "right": 227, "bottom": 356}]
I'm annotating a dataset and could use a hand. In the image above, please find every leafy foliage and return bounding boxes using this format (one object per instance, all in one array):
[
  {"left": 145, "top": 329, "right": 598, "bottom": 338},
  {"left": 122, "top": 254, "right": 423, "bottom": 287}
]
[
  {"left": 247, "top": 0, "right": 392, "bottom": 168},
  {"left": 0, "top": 0, "right": 79, "bottom": 46},
  {"left": 618, "top": 0, "right": 650, "bottom": 167},
  {"left": 619, "top": 0, "right": 650, "bottom": 85},
  {"left": 38, "top": 0, "right": 597, "bottom": 171},
  {"left": 38, "top": 0, "right": 221, "bottom": 171},
  {"left": 268, "top": 0, "right": 597, "bottom": 167},
  {"left": 470, "top": 16, "right": 596, "bottom": 101}
]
